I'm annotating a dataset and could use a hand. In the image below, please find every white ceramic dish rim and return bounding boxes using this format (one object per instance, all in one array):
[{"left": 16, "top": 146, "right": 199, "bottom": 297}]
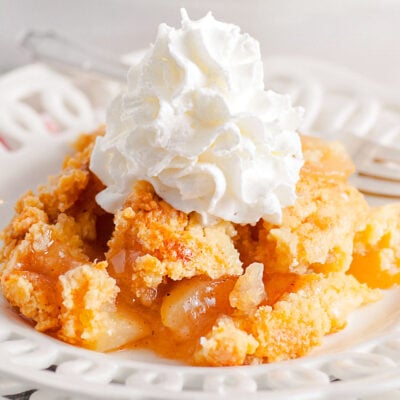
[{"left": 0, "top": 295, "right": 399, "bottom": 400}]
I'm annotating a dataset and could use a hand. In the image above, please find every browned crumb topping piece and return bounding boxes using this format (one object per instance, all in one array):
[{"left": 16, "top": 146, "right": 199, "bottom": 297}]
[
  {"left": 107, "top": 181, "right": 242, "bottom": 305},
  {"left": 38, "top": 131, "right": 103, "bottom": 220},
  {"left": 0, "top": 127, "right": 128, "bottom": 348},
  {"left": 0, "top": 193, "right": 49, "bottom": 261},
  {"left": 195, "top": 272, "right": 380, "bottom": 366},
  {"left": 250, "top": 272, "right": 380, "bottom": 362},
  {"left": 235, "top": 136, "right": 369, "bottom": 274},
  {"left": 194, "top": 315, "right": 259, "bottom": 366}
]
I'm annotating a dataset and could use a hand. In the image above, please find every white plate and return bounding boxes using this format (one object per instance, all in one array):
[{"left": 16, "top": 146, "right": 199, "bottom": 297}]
[{"left": 0, "top": 59, "right": 399, "bottom": 400}]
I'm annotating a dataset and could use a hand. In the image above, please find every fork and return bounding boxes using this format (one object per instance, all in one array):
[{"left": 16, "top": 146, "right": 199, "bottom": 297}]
[
  {"left": 20, "top": 29, "right": 127, "bottom": 81},
  {"left": 339, "top": 133, "right": 400, "bottom": 201},
  {"left": 19, "top": 30, "right": 400, "bottom": 202}
]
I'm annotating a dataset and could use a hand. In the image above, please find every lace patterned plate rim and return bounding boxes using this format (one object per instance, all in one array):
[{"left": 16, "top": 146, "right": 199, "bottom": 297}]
[{"left": 0, "top": 58, "right": 399, "bottom": 400}]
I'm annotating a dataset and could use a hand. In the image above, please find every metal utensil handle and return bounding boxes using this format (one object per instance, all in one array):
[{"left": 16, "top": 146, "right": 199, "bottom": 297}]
[{"left": 20, "top": 30, "right": 127, "bottom": 81}]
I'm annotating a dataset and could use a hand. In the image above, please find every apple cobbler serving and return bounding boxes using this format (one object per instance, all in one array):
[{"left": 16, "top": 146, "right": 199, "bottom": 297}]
[
  {"left": 0, "top": 10, "right": 399, "bottom": 367},
  {"left": 2, "top": 129, "right": 398, "bottom": 366}
]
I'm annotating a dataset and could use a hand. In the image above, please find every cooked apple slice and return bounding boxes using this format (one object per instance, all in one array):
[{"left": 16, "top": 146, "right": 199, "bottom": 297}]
[{"left": 160, "top": 276, "right": 235, "bottom": 341}]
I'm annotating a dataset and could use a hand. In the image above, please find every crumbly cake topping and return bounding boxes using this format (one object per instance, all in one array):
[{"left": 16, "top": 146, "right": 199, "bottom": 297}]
[{"left": 0, "top": 130, "right": 398, "bottom": 366}]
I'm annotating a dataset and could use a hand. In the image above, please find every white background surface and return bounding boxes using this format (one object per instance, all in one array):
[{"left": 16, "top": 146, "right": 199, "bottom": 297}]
[{"left": 1, "top": 0, "right": 400, "bottom": 90}]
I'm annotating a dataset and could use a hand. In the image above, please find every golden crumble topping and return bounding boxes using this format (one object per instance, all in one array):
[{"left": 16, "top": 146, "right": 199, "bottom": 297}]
[
  {"left": 235, "top": 136, "right": 369, "bottom": 275},
  {"left": 0, "top": 130, "right": 398, "bottom": 366},
  {"left": 107, "top": 180, "right": 242, "bottom": 306}
]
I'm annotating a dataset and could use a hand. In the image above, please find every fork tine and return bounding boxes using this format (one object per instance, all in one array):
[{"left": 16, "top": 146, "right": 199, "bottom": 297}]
[
  {"left": 338, "top": 132, "right": 400, "bottom": 180},
  {"left": 336, "top": 132, "right": 400, "bottom": 199},
  {"left": 337, "top": 133, "right": 399, "bottom": 161},
  {"left": 350, "top": 174, "right": 400, "bottom": 199},
  {"left": 369, "top": 141, "right": 400, "bottom": 164},
  {"left": 355, "top": 158, "right": 400, "bottom": 182},
  {"left": 346, "top": 136, "right": 399, "bottom": 162},
  {"left": 352, "top": 138, "right": 400, "bottom": 182}
]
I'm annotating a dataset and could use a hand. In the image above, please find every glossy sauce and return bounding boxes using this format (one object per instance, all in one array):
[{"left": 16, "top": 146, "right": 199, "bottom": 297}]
[{"left": 108, "top": 246, "right": 238, "bottom": 362}]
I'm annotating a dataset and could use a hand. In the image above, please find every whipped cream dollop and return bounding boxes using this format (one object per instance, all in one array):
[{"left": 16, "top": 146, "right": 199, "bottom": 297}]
[{"left": 90, "top": 9, "right": 304, "bottom": 225}]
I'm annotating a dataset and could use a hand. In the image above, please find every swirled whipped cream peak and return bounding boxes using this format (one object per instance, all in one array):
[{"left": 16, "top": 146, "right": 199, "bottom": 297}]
[{"left": 90, "top": 9, "right": 304, "bottom": 225}]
